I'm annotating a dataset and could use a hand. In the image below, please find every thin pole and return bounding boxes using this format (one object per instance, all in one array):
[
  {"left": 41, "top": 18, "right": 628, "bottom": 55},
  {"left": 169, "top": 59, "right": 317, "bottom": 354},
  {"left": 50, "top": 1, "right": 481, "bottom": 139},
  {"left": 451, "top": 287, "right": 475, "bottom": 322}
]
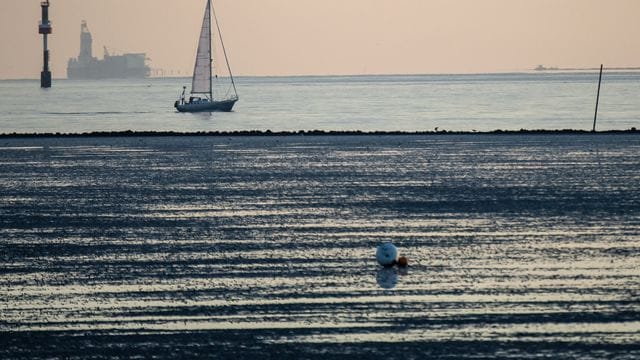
[{"left": 593, "top": 64, "right": 603, "bottom": 132}]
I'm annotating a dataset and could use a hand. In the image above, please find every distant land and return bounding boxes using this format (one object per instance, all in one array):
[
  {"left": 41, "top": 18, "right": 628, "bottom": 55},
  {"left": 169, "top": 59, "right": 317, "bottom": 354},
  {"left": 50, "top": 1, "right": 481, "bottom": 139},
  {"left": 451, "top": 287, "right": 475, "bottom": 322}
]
[{"left": 534, "top": 65, "right": 640, "bottom": 71}]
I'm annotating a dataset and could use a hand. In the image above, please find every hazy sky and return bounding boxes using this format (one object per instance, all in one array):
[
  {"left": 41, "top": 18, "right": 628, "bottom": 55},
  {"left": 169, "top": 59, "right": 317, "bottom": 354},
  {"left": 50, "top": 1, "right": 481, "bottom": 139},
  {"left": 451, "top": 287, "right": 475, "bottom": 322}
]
[{"left": 1, "top": 0, "right": 639, "bottom": 79}]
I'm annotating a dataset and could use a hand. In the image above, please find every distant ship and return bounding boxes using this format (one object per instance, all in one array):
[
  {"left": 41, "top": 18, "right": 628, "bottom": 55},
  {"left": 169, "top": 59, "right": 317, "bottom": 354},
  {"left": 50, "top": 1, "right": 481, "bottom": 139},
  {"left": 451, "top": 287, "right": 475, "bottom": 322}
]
[
  {"left": 67, "top": 21, "right": 150, "bottom": 79},
  {"left": 534, "top": 65, "right": 558, "bottom": 71}
]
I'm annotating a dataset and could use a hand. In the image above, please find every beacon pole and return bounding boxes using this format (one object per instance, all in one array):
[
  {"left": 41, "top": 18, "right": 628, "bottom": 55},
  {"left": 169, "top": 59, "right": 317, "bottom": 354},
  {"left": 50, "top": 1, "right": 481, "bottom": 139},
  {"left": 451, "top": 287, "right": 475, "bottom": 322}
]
[
  {"left": 592, "top": 64, "right": 603, "bottom": 132},
  {"left": 39, "top": 0, "right": 53, "bottom": 88}
]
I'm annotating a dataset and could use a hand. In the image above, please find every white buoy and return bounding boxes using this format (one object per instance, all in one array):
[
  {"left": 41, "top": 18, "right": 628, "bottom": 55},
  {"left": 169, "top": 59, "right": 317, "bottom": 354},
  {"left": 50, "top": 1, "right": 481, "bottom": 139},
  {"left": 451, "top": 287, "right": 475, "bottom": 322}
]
[{"left": 376, "top": 242, "right": 398, "bottom": 267}]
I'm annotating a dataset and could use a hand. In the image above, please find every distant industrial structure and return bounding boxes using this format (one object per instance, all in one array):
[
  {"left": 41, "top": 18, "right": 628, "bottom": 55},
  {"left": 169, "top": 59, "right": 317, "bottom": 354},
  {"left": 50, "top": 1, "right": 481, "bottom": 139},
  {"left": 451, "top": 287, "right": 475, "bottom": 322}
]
[
  {"left": 38, "top": 0, "right": 52, "bottom": 88},
  {"left": 67, "top": 21, "right": 150, "bottom": 79}
]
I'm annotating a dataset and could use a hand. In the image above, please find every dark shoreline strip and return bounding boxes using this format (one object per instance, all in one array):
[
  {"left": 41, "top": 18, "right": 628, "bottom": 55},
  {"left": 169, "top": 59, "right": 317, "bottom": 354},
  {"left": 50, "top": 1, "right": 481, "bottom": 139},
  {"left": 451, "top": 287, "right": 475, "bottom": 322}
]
[{"left": 0, "top": 128, "right": 638, "bottom": 138}]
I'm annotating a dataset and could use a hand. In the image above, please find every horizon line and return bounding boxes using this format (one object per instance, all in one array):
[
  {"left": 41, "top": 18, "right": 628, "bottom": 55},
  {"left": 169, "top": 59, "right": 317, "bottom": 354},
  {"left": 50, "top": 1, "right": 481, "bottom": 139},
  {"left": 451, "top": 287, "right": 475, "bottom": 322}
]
[{"left": 4, "top": 68, "right": 640, "bottom": 82}]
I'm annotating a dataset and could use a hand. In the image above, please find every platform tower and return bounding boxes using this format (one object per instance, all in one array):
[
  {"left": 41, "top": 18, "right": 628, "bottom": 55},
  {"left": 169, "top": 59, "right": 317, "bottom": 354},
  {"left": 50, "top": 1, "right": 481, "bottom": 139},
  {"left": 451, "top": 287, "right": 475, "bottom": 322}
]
[{"left": 38, "top": 0, "right": 53, "bottom": 88}]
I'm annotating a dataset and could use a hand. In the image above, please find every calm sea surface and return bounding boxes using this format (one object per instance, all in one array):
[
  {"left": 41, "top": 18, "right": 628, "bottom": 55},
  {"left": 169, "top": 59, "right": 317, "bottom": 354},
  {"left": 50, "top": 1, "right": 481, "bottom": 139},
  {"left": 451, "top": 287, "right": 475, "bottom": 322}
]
[
  {"left": 1, "top": 134, "right": 639, "bottom": 358},
  {"left": 0, "top": 72, "right": 639, "bottom": 133}
]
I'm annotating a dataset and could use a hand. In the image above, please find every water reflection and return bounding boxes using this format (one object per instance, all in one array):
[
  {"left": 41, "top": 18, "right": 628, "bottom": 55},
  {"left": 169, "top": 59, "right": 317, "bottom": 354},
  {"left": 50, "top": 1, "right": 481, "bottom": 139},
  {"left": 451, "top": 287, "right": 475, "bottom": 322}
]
[
  {"left": 398, "top": 266, "right": 409, "bottom": 277},
  {"left": 376, "top": 267, "right": 398, "bottom": 289}
]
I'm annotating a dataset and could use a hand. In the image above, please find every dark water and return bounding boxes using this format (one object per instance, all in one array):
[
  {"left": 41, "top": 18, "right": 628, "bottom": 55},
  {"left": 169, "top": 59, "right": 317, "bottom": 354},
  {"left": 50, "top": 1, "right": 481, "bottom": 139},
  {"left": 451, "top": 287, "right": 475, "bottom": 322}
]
[{"left": 1, "top": 134, "right": 639, "bottom": 359}]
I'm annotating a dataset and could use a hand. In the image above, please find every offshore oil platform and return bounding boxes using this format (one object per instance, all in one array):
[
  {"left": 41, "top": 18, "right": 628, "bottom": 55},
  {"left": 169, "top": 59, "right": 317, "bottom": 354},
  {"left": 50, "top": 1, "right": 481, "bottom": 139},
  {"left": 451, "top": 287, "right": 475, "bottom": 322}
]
[{"left": 67, "top": 21, "right": 150, "bottom": 79}]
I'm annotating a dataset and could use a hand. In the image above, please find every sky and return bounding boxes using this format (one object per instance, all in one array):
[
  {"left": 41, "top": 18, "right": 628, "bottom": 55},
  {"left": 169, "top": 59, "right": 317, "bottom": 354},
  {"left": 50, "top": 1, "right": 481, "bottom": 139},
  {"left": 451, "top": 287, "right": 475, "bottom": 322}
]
[{"left": 0, "top": 0, "right": 639, "bottom": 79}]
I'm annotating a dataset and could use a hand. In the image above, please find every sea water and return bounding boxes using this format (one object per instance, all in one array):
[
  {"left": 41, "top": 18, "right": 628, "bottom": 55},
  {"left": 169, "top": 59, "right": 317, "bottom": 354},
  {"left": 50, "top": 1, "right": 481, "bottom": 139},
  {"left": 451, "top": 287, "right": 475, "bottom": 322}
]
[
  {"left": 1, "top": 73, "right": 639, "bottom": 358},
  {"left": 1, "top": 134, "right": 639, "bottom": 358},
  {"left": 0, "top": 72, "right": 639, "bottom": 133}
]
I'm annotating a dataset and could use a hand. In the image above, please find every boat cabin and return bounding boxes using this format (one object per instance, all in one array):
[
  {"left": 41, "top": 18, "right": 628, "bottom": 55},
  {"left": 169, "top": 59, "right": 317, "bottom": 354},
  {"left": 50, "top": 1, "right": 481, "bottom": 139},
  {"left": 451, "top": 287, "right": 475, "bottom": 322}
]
[{"left": 189, "top": 97, "right": 210, "bottom": 104}]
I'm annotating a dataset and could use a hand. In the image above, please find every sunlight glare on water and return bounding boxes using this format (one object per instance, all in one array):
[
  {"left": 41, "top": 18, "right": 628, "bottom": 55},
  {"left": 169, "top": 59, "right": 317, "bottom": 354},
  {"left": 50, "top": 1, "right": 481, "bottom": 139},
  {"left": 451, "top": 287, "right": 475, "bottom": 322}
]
[{"left": 1, "top": 134, "right": 639, "bottom": 358}]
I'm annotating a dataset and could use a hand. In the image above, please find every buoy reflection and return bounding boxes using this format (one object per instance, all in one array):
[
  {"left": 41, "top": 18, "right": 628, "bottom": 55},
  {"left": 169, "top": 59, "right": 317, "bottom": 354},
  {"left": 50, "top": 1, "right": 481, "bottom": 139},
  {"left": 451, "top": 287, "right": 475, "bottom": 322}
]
[
  {"left": 397, "top": 266, "right": 409, "bottom": 276},
  {"left": 376, "top": 267, "right": 398, "bottom": 289}
]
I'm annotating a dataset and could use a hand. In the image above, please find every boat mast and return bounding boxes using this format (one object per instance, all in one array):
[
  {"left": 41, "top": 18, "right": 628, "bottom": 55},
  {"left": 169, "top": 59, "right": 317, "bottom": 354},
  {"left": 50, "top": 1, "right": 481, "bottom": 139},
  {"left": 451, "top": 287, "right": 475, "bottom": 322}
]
[{"left": 208, "top": 0, "right": 213, "bottom": 100}]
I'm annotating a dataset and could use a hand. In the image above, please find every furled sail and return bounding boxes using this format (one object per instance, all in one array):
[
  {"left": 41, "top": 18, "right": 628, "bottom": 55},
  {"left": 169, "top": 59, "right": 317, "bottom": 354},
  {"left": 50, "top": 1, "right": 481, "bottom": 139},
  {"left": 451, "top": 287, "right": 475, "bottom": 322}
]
[{"left": 191, "top": 0, "right": 212, "bottom": 95}]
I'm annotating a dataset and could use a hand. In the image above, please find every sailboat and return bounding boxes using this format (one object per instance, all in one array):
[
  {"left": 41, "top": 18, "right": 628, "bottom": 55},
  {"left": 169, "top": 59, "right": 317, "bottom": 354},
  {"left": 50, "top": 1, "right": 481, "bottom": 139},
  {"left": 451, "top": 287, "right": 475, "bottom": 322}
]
[{"left": 175, "top": 0, "right": 238, "bottom": 112}]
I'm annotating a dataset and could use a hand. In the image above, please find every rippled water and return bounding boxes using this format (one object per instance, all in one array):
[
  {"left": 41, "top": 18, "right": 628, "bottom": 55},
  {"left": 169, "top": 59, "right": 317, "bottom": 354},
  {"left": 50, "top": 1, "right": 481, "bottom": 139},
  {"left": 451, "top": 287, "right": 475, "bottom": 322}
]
[{"left": 1, "top": 134, "right": 639, "bottom": 359}]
